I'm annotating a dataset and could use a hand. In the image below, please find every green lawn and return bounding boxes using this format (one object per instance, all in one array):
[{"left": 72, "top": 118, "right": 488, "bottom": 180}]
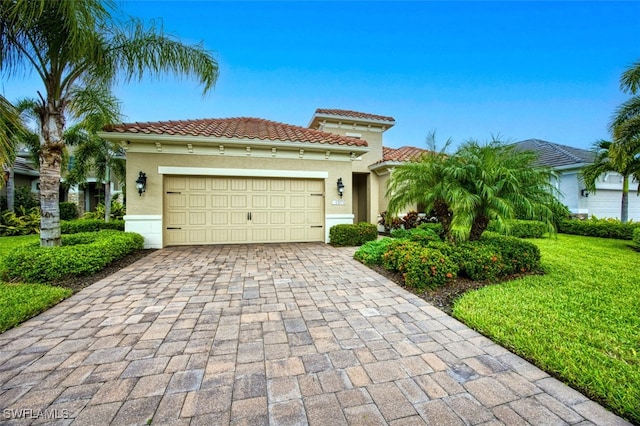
[
  {"left": 453, "top": 234, "right": 640, "bottom": 424},
  {"left": 0, "top": 234, "right": 73, "bottom": 333}
]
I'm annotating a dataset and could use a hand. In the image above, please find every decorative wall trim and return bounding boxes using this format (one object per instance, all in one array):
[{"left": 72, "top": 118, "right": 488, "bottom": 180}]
[{"left": 124, "top": 215, "right": 163, "bottom": 248}]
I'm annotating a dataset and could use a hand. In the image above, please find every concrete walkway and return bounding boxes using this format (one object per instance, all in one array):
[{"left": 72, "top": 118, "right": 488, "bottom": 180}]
[{"left": 0, "top": 243, "right": 631, "bottom": 425}]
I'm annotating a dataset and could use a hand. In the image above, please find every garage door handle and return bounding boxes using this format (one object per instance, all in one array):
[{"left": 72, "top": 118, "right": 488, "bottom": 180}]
[
  {"left": 166, "top": 191, "right": 182, "bottom": 194},
  {"left": 166, "top": 227, "right": 182, "bottom": 230},
  {"left": 311, "top": 225, "right": 323, "bottom": 228}
]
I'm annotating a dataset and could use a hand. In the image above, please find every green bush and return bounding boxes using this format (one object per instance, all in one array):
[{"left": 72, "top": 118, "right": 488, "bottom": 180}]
[
  {"left": 633, "top": 228, "right": 640, "bottom": 250},
  {"left": 480, "top": 233, "right": 542, "bottom": 275},
  {"left": 457, "top": 242, "right": 505, "bottom": 281},
  {"left": 61, "top": 219, "right": 125, "bottom": 234},
  {"left": 354, "top": 238, "right": 394, "bottom": 266},
  {"left": 59, "top": 202, "right": 79, "bottom": 221},
  {"left": 488, "top": 219, "right": 548, "bottom": 238},
  {"left": 417, "top": 222, "right": 444, "bottom": 237},
  {"left": 1, "top": 230, "right": 144, "bottom": 283},
  {"left": 329, "top": 222, "right": 378, "bottom": 246},
  {"left": 404, "top": 247, "right": 458, "bottom": 290},
  {"left": 390, "top": 228, "right": 410, "bottom": 239},
  {"left": 0, "top": 207, "right": 40, "bottom": 236},
  {"left": 408, "top": 227, "right": 441, "bottom": 244},
  {"left": 82, "top": 201, "right": 126, "bottom": 221},
  {"left": 558, "top": 217, "right": 640, "bottom": 240},
  {"left": 381, "top": 239, "right": 421, "bottom": 272}
]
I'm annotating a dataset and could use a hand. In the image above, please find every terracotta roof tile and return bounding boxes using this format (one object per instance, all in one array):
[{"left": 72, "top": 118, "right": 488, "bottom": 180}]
[
  {"left": 382, "top": 146, "right": 430, "bottom": 162},
  {"left": 314, "top": 109, "right": 395, "bottom": 123},
  {"left": 106, "top": 117, "right": 368, "bottom": 147}
]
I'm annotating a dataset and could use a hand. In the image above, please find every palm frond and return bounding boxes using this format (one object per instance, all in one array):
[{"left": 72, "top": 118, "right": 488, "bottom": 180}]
[{"left": 620, "top": 60, "right": 640, "bottom": 95}]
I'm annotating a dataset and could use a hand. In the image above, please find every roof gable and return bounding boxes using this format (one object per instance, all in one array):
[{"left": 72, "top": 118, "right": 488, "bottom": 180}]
[
  {"left": 512, "top": 139, "right": 594, "bottom": 168},
  {"left": 105, "top": 117, "right": 368, "bottom": 147},
  {"left": 309, "top": 109, "right": 395, "bottom": 130}
]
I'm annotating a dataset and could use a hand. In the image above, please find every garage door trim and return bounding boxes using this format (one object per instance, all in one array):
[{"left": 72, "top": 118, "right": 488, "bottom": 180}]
[{"left": 158, "top": 166, "right": 329, "bottom": 179}]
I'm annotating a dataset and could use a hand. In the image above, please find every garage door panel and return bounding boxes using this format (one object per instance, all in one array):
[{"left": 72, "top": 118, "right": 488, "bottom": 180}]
[
  {"left": 189, "top": 212, "right": 206, "bottom": 225},
  {"left": 164, "top": 176, "right": 325, "bottom": 245}
]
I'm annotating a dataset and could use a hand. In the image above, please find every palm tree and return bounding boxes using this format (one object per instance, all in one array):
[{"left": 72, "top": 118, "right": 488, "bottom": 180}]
[
  {"left": 387, "top": 139, "right": 562, "bottom": 242},
  {"left": 65, "top": 124, "right": 126, "bottom": 223},
  {"left": 0, "top": 1, "right": 218, "bottom": 246},
  {"left": 580, "top": 139, "right": 640, "bottom": 223},
  {"left": 611, "top": 60, "right": 640, "bottom": 143}
]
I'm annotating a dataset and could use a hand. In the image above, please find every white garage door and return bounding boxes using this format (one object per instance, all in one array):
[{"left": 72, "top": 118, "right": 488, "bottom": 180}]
[{"left": 164, "top": 176, "right": 325, "bottom": 245}]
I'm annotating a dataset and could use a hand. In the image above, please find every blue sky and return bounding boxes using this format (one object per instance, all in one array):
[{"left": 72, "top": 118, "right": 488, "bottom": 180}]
[{"left": 2, "top": 1, "right": 639, "bottom": 150}]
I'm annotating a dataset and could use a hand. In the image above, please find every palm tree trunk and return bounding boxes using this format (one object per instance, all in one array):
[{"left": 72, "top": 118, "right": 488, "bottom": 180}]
[
  {"left": 4, "top": 165, "right": 14, "bottom": 212},
  {"left": 39, "top": 105, "right": 65, "bottom": 247},
  {"left": 104, "top": 179, "right": 112, "bottom": 223},
  {"left": 469, "top": 215, "right": 490, "bottom": 241},
  {"left": 621, "top": 175, "right": 629, "bottom": 223}
]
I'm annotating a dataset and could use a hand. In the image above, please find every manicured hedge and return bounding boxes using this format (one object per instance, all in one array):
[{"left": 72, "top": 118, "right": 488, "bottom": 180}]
[
  {"left": 61, "top": 219, "right": 125, "bottom": 234},
  {"left": 329, "top": 222, "right": 378, "bottom": 246},
  {"left": 1, "top": 230, "right": 144, "bottom": 283},
  {"left": 59, "top": 202, "right": 79, "bottom": 221},
  {"left": 353, "top": 238, "right": 394, "bottom": 266},
  {"left": 558, "top": 218, "right": 640, "bottom": 240},
  {"left": 633, "top": 228, "right": 640, "bottom": 250},
  {"left": 354, "top": 232, "right": 542, "bottom": 287},
  {"left": 487, "top": 219, "right": 548, "bottom": 238}
]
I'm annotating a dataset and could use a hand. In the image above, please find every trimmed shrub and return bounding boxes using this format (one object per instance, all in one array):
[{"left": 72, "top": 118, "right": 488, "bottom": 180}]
[
  {"left": 480, "top": 233, "right": 541, "bottom": 274},
  {"left": 488, "top": 219, "right": 548, "bottom": 238},
  {"left": 417, "top": 222, "right": 444, "bottom": 238},
  {"left": 457, "top": 242, "right": 505, "bottom": 281},
  {"left": 1, "top": 230, "right": 144, "bottom": 283},
  {"left": 633, "top": 228, "right": 640, "bottom": 251},
  {"left": 381, "top": 239, "right": 421, "bottom": 272},
  {"left": 558, "top": 217, "right": 640, "bottom": 240},
  {"left": 390, "top": 228, "right": 411, "bottom": 239},
  {"left": 61, "top": 219, "right": 125, "bottom": 234},
  {"left": 329, "top": 222, "right": 378, "bottom": 246},
  {"left": 59, "top": 202, "right": 79, "bottom": 221},
  {"left": 408, "top": 227, "right": 441, "bottom": 244},
  {"left": 404, "top": 247, "right": 458, "bottom": 289},
  {"left": 354, "top": 237, "right": 394, "bottom": 266}
]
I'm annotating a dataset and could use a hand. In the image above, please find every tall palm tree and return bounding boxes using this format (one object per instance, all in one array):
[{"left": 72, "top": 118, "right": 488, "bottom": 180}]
[
  {"left": 387, "top": 138, "right": 562, "bottom": 242},
  {"left": 611, "top": 60, "right": 640, "bottom": 143},
  {"left": 581, "top": 139, "right": 640, "bottom": 223},
  {"left": 0, "top": 1, "right": 218, "bottom": 246}
]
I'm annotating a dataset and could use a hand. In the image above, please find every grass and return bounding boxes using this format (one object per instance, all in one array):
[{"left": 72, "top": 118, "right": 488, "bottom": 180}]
[
  {"left": 0, "top": 234, "right": 72, "bottom": 333},
  {"left": 453, "top": 234, "right": 640, "bottom": 424}
]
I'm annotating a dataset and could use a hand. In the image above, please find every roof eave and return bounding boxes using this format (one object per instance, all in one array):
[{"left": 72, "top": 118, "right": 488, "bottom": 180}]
[
  {"left": 98, "top": 131, "right": 370, "bottom": 154},
  {"left": 308, "top": 113, "right": 395, "bottom": 130}
]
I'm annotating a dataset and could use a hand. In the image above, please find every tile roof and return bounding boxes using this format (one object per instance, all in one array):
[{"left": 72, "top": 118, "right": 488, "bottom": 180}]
[
  {"left": 382, "top": 146, "right": 430, "bottom": 162},
  {"left": 512, "top": 139, "right": 594, "bottom": 168},
  {"left": 314, "top": 109, "right": 396, "bottom": 123},
  {"left": 105, "top": 117, "right": 368, "bottom": 147}
]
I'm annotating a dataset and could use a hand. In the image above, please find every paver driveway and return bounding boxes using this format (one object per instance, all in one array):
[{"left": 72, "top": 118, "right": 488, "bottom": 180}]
[{"left": 0, "top": 243, "right": 631, "bottom": 425}]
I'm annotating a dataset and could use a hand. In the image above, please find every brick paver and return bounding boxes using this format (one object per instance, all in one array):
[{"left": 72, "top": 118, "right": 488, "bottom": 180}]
[{"left": 0, "top": 243, "right": 632, "bottom": 425}]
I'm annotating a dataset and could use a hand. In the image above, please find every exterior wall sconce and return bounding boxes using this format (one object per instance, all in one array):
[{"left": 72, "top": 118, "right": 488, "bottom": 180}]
[
  {"left": 136, "top": 172, "right": 147, "bottom": 196},
  {"left": 580, "top": 189, "right": 589, "bottom": 198},
  {"left": 337, "top": 177, "right": 345, "bottom": 198}
]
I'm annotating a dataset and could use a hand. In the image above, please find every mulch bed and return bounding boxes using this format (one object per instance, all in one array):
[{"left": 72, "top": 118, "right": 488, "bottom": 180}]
[{"left": 57, "top": 249, "right": 156, "bottom": 293}]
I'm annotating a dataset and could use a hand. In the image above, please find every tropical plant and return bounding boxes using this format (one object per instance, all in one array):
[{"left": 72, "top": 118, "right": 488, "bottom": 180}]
[
  {"left": 0, "top": 1, "right": 218, "bottom": 246},
  {"left": 387, "top": 137, "right": 563, "bottom": 241},
  {"left": 611, "top": 60, "right": 640, "bottom": 142},
  {"left": 580, "top": 139, "right": 640, "bottom": 223},
  {"left": 65, "top": 121, "right": 126, "bottom": 222}
]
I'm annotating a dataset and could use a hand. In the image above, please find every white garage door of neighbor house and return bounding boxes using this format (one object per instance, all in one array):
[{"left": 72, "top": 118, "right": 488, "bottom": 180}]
[{"left": 164, "top": 176, "right": 325, "bottom": 245}]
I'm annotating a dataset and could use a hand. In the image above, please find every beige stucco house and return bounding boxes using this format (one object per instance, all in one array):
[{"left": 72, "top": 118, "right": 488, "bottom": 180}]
[{"left": 100, "top": 108, "right": 425, "bottom": 248}]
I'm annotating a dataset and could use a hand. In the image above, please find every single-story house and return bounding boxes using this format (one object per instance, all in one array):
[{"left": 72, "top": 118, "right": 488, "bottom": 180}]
[
  {"left": 513, "top": 139, "right": 640, "bottom": 220},
  {"left": 100, "top": 109, "right": 427, "bottom": 248}
]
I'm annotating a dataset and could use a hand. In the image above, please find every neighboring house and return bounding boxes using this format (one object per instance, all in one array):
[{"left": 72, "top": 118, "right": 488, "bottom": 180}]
[
  {"left": 0, "top": 154, "right": 39, "bottom": 201},
  {"left": 513, "top": 139, "right": 640, "bottom": 221},
  {"left": 100, "top": 109, "right": 429, "bottom": 248}
]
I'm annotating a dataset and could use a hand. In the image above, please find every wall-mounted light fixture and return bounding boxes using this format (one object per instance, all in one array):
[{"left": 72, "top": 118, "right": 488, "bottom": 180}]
[
  {"left": 580, "top": 189, "right": 589, "bottom": 198},
  {"left": 337, "top": 177, "right": 345, "bottom": 198},
  {"left": 136, "top": 172, "right": 147, "bottom": 196}
]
